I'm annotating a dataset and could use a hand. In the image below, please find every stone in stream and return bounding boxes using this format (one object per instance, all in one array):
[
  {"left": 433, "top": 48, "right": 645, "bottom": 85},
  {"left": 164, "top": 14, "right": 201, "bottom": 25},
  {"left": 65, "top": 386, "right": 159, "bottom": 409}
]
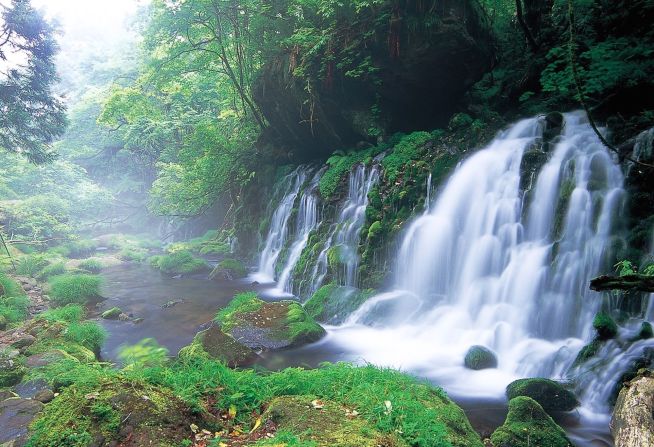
[
  {"left": 162, "top": 299, "right": 184, "bottom": 309},
  {"left": 0, "top": 398, "right": 44, "bottom": 445},
  {"left": 490, "top": 396, "right": 573, "bottom": 447},
  {"left": 464, "top": 345, "right": 498, "bottom": 370},
  {"left": 506, "top": 378, "right": 579, "bottom": 413},
  {"left": 179, "top": 325, "right": 259, "bottom": 368},
  {"left": 101, "top": 306, "right": 122, "bottom": 319}
]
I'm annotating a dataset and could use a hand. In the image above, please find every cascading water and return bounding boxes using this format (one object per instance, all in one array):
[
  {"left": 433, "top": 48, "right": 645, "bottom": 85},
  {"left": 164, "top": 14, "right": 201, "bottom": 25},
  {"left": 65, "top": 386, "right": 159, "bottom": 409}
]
[
  {"left": 331, "top": 112, "right": 625, "bottom": 406},
  {"left": 275, "top": 169, "right": 323, "bottom": 293},
  {"left": 254, "top": 167, "right": 309, "bottom": 282},
  {"left": 307, "top": 164, "right": 380, "bottom": 295}
]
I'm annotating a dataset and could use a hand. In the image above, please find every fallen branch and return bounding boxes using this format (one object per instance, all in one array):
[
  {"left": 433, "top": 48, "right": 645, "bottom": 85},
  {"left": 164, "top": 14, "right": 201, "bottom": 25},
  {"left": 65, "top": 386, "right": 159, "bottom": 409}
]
[{"left": 590, "top": 274, "right": 654, "bottom": 293}]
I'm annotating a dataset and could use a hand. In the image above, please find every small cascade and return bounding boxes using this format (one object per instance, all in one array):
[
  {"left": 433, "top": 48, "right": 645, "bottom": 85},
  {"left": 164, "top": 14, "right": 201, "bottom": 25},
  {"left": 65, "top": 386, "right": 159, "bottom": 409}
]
[
  {"left": 307, "top": 164, "right": 380, "bottom": 295},
  {"left": 255, "top": 167, "right": 309, "bottom": 282},
  {"left": 276, "top": 169, "right": 323, "bottom": 293},
  {"left": 332, "top": 112, "right": 625, "bottom": 400}
]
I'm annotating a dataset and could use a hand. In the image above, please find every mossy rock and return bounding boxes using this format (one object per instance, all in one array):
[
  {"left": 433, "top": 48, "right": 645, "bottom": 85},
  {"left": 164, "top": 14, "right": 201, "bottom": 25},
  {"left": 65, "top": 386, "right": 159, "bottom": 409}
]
[
  {"left": 27, "top": 378, "right": 206, "bottom": 447},
  {"left": 506, "top": 378, "right": 578, "bottom": 413},
  {"left": 464, "top": 345, "right": 498, "bottom": 370},
  {"left": 593, "top": 312, "right": 618, "bottom": 340},
  {"left": 638, "top": 322, "right": 653, "bottom": 340},
  {"left": 178, "top": 325, "right": 259, "bottom": 368},
  {"left": 0, "top": 355, "right": 26, "bottom": 387},
  {"left": 490, "top": 396, "right": 573, "bottom": 447},
  {"left": 261, "top": 395, "right": 407, "bottom": 447},
  {"left": 304, "top": 284, "right": 374, "bottom": 324},
  {"left": 216, "top": 293, "right": 326, "bottom": 350},
  {"left": 101, "top": 307, "right": 122, "bottom": 320},
  {"left": 208, "top": 258, "right": 247, "bottom": 280},
  {"left": 572, "top": 338, "right": 603, "bottom": 367}
]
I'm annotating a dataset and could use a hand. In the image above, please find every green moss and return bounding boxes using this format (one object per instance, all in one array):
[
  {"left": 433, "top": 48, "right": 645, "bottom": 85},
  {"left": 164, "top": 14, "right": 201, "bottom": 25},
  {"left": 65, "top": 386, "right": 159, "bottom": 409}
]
[
  {"left": 319, "top": 146, "right": 382, "bottom": 199},
  {"left": 553, "top": 179, "right": 575, "bottom": 239},
  {"left": 490, "top": 397, "right": 572, "bottom": 447},
  {"left": 119, "top": 247, "right": 148, "bottom": 262},
  {"left": 48, "top": 274, "right": 103, "bottom": 306},
  {"left": 214, "top": 292, "right": 262, "bottom": 332},
  {"left": 638, "top": 321, "right": 653, "bottom": 339},
  {"left": 463, "top": 345, "right": 497, "bottom": 370},
  {"left": 77, "top": 259, "right": 103, "bottom": 274},
  {"left": 381, "top": 131, "right": 431, "bottom": 183},
  {"left": 38, "top": 305, "right": 85, "bottom": 324},
  {"left": 101, "top": 307, "right": 122, "bottom": 319},
  {"left": 505, "top": 378, "right": 578, "bottom": 413},
  {"left": 285, "top": 302, "right": 326, "bottom": 344},
  {"left": 154, "top": 250, "right": 209, "bottom": 275},
  {"left": 593, "top": 312, "right": 618, "bottom": 340},
  {"left": 572, "top": 338, "right": 603, "bottom": 367},
  {"left": 0, "top": 353, "right": 26, "bottom": 387},
  {"left": 215, "top": 258, "right": 247, "bottom": 277},
  {"left": 304, "top": 284, "right": 374, "bottom": 324}
]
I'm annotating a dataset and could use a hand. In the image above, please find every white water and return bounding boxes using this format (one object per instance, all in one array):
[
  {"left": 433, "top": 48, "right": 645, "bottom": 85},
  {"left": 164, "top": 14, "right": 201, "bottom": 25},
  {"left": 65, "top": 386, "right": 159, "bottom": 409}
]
[
  {"left": 306, "top": 164, "right": 380, "bottom": 296},
  {"left": 254, "top": 167, "right": 309, "bottom": 282},
  {"left": 330, "top": 113, "right": 625, "bottom": 406}
]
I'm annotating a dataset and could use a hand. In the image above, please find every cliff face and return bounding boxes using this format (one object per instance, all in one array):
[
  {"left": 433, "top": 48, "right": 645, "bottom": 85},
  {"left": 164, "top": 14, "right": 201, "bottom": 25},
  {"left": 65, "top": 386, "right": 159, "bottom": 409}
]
[{"left": 253, "top": 0, "right": 495, "bottom": 161}]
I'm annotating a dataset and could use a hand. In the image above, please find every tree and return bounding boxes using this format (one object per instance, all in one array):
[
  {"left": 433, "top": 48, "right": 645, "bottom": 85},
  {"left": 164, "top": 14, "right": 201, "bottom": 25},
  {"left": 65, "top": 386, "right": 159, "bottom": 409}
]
[{"left": 0, "top": 0, "right": 66, "bottom": 164}]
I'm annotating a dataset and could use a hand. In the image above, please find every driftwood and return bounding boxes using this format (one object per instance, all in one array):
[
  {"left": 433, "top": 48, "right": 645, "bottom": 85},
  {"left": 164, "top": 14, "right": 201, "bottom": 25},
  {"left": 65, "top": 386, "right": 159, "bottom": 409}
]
[
  {"left": 590, "top": 274, "right": 654, "bottom": 293},
  {"left": 611, "top": 372, "right": 654, "bottom": 447}
]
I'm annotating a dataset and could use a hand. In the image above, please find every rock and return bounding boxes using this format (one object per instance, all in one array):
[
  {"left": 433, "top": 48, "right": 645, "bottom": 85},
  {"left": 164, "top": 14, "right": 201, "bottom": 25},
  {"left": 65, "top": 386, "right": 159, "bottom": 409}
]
[
  {"left": 216, "top": 293, "right": 326, "bottom": 350},
  {"left": 26, "top": 350, "right": 75, "bottom": 368},
  {"left": 132, "top": 317, "right": 144, "bottom": 324},
  {"left": 612, "top": 370, "right": 654, "bottom": 447},
  {"left": 490, "top": 396, "right": 573, "bottom": 447},
  {"left": 101, "top": 307, "right": 122, "bottom": 319},
  {"left": 11, "top": 334, "right": 36, "bottom": 349},
  {"left": 0, "top": 397, "right": 44, "bottom": 445},
  {"left": 261, "top": 395, "right": 405, "bottom": 447},
  {"left": 209, "top": 258, "right": 247, "bottom": 281},
  {"left": 161, "top": 299, "right": 184, "bottom": 309},
  {"left": 593, "top": 312, "right": 618, "bottom": 340},
  {"left": 118, "top": 313, "right": 130, "bottom": 321},
  {"left": 0, "top": 390, "right": 18, "bottom": 401},
  {"left": 0, "top": 355, "right": 26, "bottom": 387},
  {"left": 638, "top": 322, "right": 653, "bottom": 340},
  {"left": 34, "top": 389, "right": 55, "bottom": 403},
  {"left": 304, "top": 284, "right": 374, "bottom": 325},
  {"left": 464, "top": 345, "right": 498, "bottom": 370},
  {"left": 506, "top": 378, "right": 579, "bottom": 413},
  {"left": 179, "top": 325, "right": 259, "bottom": 368}
]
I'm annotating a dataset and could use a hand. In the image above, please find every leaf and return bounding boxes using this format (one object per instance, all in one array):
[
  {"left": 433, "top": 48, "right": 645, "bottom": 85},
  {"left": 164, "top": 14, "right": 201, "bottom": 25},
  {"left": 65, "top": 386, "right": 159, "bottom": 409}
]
[
  {"left": 249, "top": 417, "right": 262, "bottom": 433},
  {"left": 228, "top": 404, "right": 237, "bottom": 419}
]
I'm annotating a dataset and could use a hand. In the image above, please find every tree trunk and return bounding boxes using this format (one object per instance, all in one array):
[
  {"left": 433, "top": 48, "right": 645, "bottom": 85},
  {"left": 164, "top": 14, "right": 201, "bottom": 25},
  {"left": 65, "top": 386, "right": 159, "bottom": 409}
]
[
  {"left": 611, "top": 372, "right": 654, "bottom": 447},
  {"left": 590, "top": 274, "right": 654, "bottom": 293}
]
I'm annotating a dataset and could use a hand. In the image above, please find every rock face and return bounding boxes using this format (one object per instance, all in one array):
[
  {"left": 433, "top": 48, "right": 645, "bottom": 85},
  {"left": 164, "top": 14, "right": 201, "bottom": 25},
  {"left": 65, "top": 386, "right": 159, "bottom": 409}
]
[
  {"left": 253, "top": 0, "right": 494, "bottom": 161},
  {"left": 464, "top": 345, "right": 498, "bottom": 370},
  {"left": 506, "top": 378, "right": 579, "bottom": 413},
  {"left": 612, "top": 371, "right": 654, "bottom": 447},
  {"left": 178, "top": 325, "right": 259, "bottom": 368},
  {"left": 216, "top": 293, "right": 326, "bottom": 350},
  {"left": 491, "top": 396, "right": 573, "bottom": 447}
]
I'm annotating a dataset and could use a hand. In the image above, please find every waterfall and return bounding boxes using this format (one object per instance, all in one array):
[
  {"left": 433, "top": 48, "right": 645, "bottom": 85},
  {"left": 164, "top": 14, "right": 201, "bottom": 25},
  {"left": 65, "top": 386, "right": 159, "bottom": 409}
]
[
  {"left": 307, "top": 164, "right": 380, "bottom": 295},
  {"left": 331, "top": 112, "right": 626, "bottom": 400},
  {"left": 255, "top": 167, "right": 309, "bottom": 282},
  {"left": 275, "top": 169, "right": 323, "bottom": 293}
]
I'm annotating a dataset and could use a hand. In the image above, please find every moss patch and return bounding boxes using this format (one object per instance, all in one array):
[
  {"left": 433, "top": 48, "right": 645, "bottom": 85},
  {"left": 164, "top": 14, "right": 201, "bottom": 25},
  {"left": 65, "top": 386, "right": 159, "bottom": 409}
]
[{"left": 304, "top": 284, "right": 374, "bottom": 324}]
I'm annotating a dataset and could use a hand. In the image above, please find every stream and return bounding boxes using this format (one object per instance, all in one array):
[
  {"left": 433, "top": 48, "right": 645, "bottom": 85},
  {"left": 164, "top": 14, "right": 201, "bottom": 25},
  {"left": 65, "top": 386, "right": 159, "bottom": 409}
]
[{"left": 97, "top": 264, "right": 613, "bottom": 447}]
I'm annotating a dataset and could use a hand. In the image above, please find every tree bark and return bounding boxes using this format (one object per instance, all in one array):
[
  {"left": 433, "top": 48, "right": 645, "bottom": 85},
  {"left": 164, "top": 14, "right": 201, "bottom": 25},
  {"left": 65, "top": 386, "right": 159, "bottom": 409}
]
[
  {"left": 590, "top": 274, "right": 654, "bottom": 293},
  {"left": 611, "top": 372, "right": 654, "bottom": 447}
]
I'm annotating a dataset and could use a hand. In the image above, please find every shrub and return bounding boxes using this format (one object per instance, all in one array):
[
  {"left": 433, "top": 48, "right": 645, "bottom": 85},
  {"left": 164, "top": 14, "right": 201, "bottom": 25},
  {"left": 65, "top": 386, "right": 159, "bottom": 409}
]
[
  {"left": 65, "top": 321, "right": 107, "bottom": 353},
  {"left": 77, "top": 259, "right": 103, "bottom": 274},
  {"left": 38, "top": 262, "right": 68, "bottom": 280},
  {"left": 15, "top": 254, "right": 49, "bottom": 276},
  {"left": 119, "top": 248, "right": 148, "bottom": 262},
  {"left": 49, "top": 274, "right": 103, "bottom": 306},
  {"left": 155, "top": 250, "right": 208, "bottom": 275}
]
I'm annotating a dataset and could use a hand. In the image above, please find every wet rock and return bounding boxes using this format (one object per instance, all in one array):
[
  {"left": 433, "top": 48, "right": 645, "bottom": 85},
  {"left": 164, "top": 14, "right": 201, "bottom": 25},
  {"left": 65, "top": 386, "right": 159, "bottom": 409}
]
[
  {"left": 506, "top": 378, "right": 578, "bottom": 413},
  {"left": 0, "top": 390, "right": 18, "bottom": 401},
  {"left": 491, "top": 396, "right": 572, "bottom": 447},
  {"left": 0, "top": 397, "right": 43, "bottom": 445},
  {"left": 162, "top": 299, "right": 184, "bottom": 309},
  {"left": 26, "top": 350, "right": 75, "bottom": 368},
  {"left": 11, "top": 334, "right": 36, "bottom": 350},
  {"left": 0, "top": 355, "right": 26, "bottom": 387},
  {"left": 101, "top": 306, "right": 122, "bottom": 319},
  {"left": 179, "top": 325, "right": 259, "bottom": 368},
  {"left": 464, "top": 345, "right": 498, "bottom": 370},
  {"left": 34, "top": 389, "right": 55, "bottom": 403},
  {"left": 118, "top": 313, "right": 130, "bottom": 321},
  {"left": 132, "top": 317, "right": 144, "bottom": 324}
]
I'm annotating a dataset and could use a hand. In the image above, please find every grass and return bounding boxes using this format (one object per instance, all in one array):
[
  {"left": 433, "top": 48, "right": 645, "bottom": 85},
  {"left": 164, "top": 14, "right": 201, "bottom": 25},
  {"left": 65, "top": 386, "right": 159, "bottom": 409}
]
[
  {"left": 77, "top": 259, "right": 103, "bottom": 274},
  {"left": 155, "top": 250, "right": 208, "bottom": 275},
  {"left": 38, "top": 262, "right": 68, "bottom": 280},
  {"left": 64, "top": 321, "right": 107, "bottom": 354},
  {"left": 119, "top": 247, "right": 148, "bottom": 262},
  {"left": 15, "top": 254, "right": 50, "bottom": 276},
  {"left": 53, "top": 239, "right": 98, "bottom": 258},
  {"left": 38, "top": 304, "right": 85, "bottom": 323},
  {"left": 0, "top": 273, "right": 29, "bottom": 326},
  {"left": 48, "top": 274, "right": 103, "bottom": 306}
]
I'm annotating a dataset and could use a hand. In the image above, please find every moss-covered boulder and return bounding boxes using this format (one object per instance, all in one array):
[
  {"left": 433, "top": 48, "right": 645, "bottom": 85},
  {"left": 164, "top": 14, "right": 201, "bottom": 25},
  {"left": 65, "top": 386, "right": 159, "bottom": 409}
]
[
  {"left": 208, "top": 258, "right": 247, "bottom": 281},
  {"left": 304, "top": 284, "right": 374, "bottom": 324},
  {"left": 506, "top": 378, "right": 578, "bottom": 413},
  {"left": 572, "top": 338, "right": 603, "bottom": 367},
  {"left": 639, "top": 322, "right": 653, "bottom": 340},
  {"left": 262, "top": 395, "right": 407, "bottom": 447},
  {"left": 0, "top": 353, "right": 26, "bottom": 387},
  {"left": 101, "top": 307, "right": 122, "bottom": 320},
  {"left": 464, "top": 345, "right": 498, "bottom": 370},
  {"left": 593, "top": 312, "right": 618, "bottom": 340},
  {"left": 216, "top": 292, "right": 326, "bottom": 349},
  {"left": 490, "top": 396, "right": 573, "bottom": 447},
  {"left": 178, "top": 325, "right": 259, "bottom": 368},
  {"left": 154, "top": 250, "right": 209, "bottom": 276},
  {"left": 27, "top": 378, "right": 205, "bottom": 447}
]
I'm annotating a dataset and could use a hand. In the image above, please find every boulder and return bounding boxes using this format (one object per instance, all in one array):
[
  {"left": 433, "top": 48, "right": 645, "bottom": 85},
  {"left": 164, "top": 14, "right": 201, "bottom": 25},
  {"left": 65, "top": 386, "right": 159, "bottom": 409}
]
[
  {"left": 34, "top": 389, "right": 55, "bottom": 403},
  {"left": 506, "top": 378, "right": 579, "bottom": 413},
  {"left": 491, "top": 396, "right": 573, "bottom": 447},
  {"left": 208, "top": 258, "right": 247, "bottom": 281},
  {"left": 0, "top": 397, "right": 44, "bottom": 446},
  {"left": 101, "top": 306, "right": 122, "bottom": 319},
  {"left": 178, "top": 325, "right": 259, "bottom": 368},
  {"left": 593, "top": 312, "right": 618, "bottom": 340},
  {"left": 11, "top": 334, "right": 36, "bottom": 350},
  {"left": 464, "top": 345, "right": 498, "bottom": 370},
  {"left": 0, "top": 355, "right": 26, "bottom": 387}
]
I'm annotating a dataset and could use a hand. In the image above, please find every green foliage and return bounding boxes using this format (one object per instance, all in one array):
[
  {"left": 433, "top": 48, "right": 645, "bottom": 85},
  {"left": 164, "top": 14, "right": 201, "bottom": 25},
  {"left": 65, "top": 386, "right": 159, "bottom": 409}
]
[
  {"left": 505, "top": 378, "right": 578, "bottom": 413},
  {"left": 38, "top": 305, "right": 85, "bottom": 324},
  {"left": 216, "top": 258, "right": 247, "bottom": 277},
  {"left": 320, "top": 146, "right": 381, "bottom": 199},
  {"left": 60, "top": 239, "right": 98, "bottom": 258},
  {"left": 48, "top": 274, "right": 103, "bottom": 306},
  {"left": 119, "top": 247, "right": 148, "bottom": 263},
  {"left": 0, "top": 273, "right": 29, "bottom": 325},
  {"left": 593, "top": 312, "right": 618, "bottom": 340},
  {"left": 64, "top": 321, "right": 107, "bottom": 353},
  {"left": 77, "top": 259, "right": 103, "bottom": 274},
  {"left": 254, "top": 430, "right": 316, "bottom": 446},
  {"left": 154, "top": 250, "right": 208, "bottom": 275},
  {"left": 15, "top": 254, "right": 49, "bottom": 276},
  {"left": 614, "top": 260, "right": 636, "bottom": 276},
  {"left": 38, "top": 262, "right": 68, "bottom": 280},
  {"left": 118, "top": 338, "right": 169, "bottom": 369},
  {"left": 0, "top": 272, "right": 24, "bottom": 297}
]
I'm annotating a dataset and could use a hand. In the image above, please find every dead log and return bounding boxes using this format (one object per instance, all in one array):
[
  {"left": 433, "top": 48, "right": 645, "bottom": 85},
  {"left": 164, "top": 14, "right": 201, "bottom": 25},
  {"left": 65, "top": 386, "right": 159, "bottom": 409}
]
[
  {"left": 611, "top": 371, "right": 654, "bottom": 447},
  {"left": 590, "top": 274, "right": 654, "bottom": 293}
]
